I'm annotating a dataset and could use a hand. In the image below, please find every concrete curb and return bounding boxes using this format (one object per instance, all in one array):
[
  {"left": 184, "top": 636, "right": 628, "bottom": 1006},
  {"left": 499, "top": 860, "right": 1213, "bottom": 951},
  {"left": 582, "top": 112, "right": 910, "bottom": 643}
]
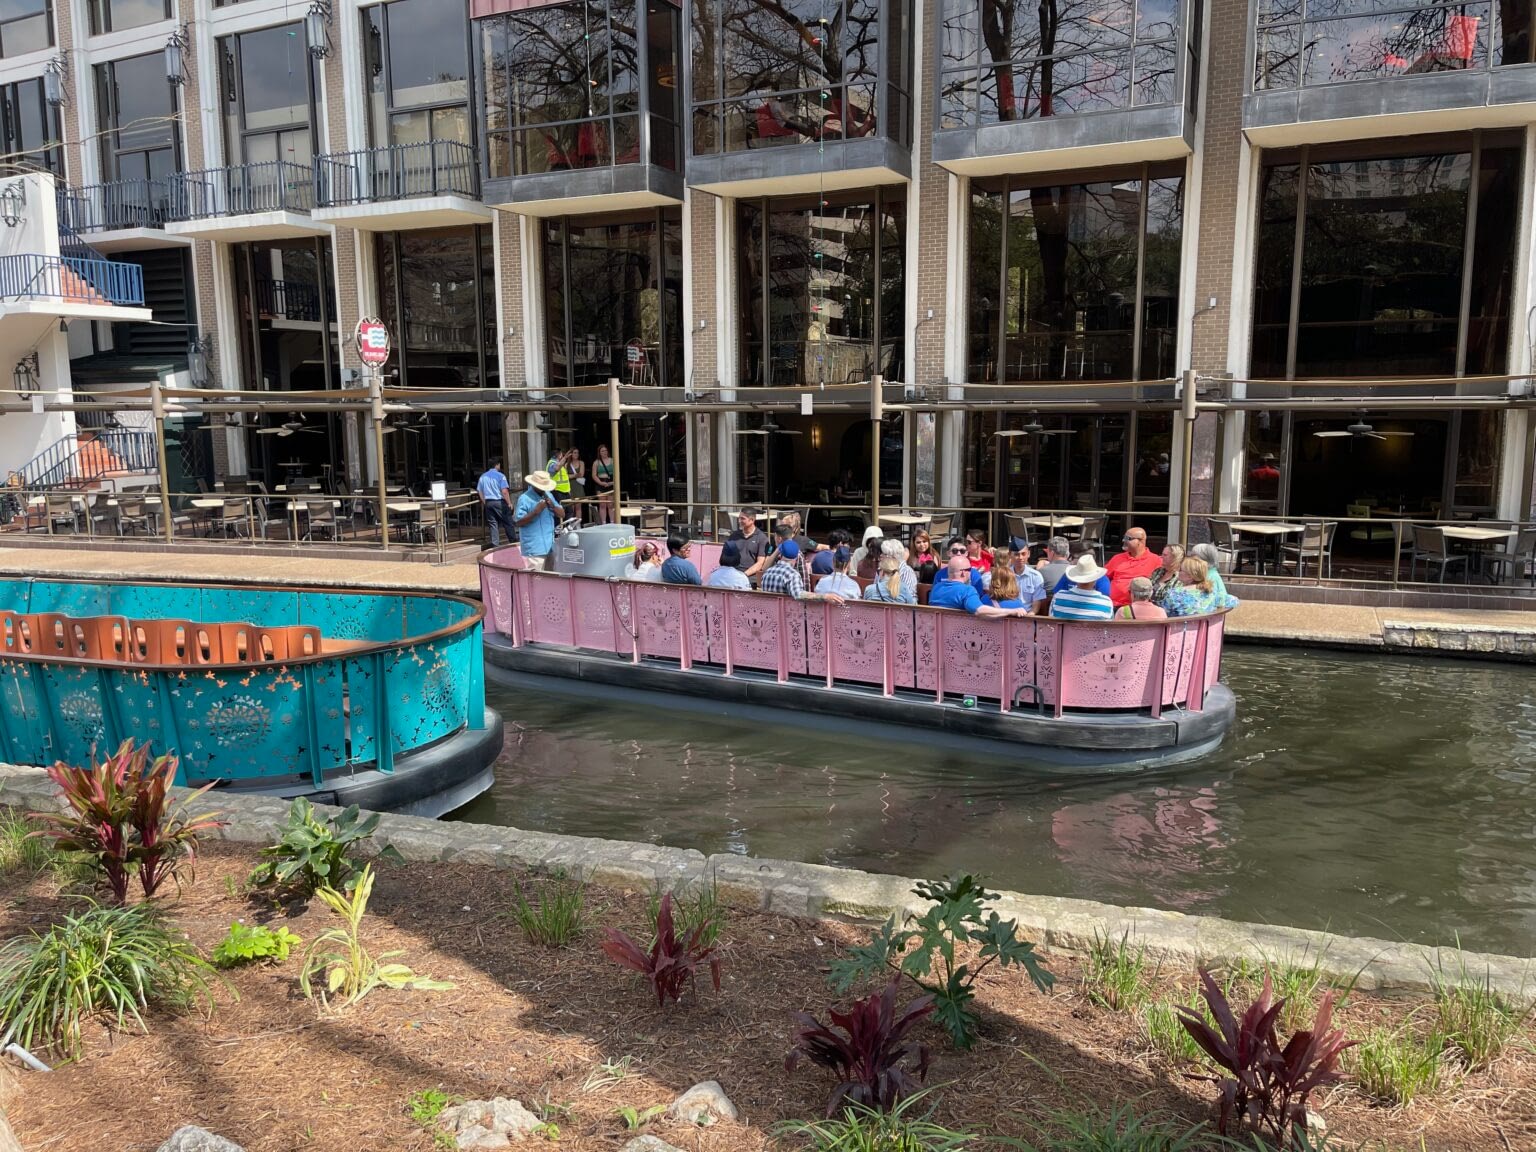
[{"left": 3, "top": 763, "right": 1530, "bottom": 1001}]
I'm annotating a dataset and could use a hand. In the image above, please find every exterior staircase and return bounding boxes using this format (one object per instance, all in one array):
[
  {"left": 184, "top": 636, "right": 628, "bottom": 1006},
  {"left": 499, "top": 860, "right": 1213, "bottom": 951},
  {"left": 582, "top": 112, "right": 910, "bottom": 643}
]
[{"left": 10, "top": 429, "right": 157, "bottom": 490}]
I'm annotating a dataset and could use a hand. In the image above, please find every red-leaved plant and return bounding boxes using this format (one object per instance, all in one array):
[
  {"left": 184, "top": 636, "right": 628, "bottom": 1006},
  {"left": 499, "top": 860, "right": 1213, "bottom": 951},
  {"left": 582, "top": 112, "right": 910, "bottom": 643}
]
[
  {"left": 1178, "top": 968, "right": 1355, "bottom": 1146},
  {"left": 31, "top": 739, "right": 225, "bottom": 902},
  {"left": 600, "top": 891, "right": 721, "bottom": 1006},
  {"left": 787, "top": 976, "right": 935, "bottom": 1116}
]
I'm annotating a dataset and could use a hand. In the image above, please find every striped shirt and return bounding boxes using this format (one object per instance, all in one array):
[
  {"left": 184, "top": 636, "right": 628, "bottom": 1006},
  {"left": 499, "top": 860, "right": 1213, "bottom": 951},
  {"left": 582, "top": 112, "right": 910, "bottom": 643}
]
[{"left": 1049, "top": 586, "right": 1114, "bottom": 621}]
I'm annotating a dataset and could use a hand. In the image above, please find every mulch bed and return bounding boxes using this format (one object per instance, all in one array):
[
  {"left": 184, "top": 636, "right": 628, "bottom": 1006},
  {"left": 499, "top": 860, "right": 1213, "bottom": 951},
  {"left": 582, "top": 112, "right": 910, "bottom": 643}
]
[{"left": 2, "top": 841, "right": 1533, "bottom": 1152}]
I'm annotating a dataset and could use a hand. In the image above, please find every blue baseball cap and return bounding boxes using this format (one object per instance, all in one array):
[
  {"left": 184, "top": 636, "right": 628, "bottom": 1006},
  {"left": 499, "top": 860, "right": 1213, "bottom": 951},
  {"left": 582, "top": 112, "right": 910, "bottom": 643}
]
[{"left": 780, "top": 539, "right": 800, "bottom": 560}]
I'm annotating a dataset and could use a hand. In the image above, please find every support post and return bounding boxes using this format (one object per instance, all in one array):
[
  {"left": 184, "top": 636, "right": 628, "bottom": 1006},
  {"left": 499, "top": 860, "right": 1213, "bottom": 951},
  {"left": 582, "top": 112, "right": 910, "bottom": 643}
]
[
  {"left": 608, "top": 377, "right": 623, "bottom": 523},
  {"left": 371, "top": 373, "right": 389, "bottom": 549},
  {"left": 151, "top": 380, "right": 173, "bottom": 543},
  {"left": 869, "top": 374, "right": 883, "bottom": 531},
  {"left": 1179, "top": 368, "right": 1197, "bottom": 550}
]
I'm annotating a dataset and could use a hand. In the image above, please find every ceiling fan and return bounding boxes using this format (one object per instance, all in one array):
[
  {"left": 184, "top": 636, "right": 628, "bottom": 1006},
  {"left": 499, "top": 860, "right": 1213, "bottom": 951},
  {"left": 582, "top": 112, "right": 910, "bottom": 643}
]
[
  {"left": 1313, "top": 412, "right": 1415, "bottom": 442},
  {"left": 256, "top": 413, "right": 322, "bottom": 438},
  {"left": 733, "top": 420, "right": 802, "bottom": 437},
  {"left": 992, "top": 412, "right": 1073, "bottom": 438}
]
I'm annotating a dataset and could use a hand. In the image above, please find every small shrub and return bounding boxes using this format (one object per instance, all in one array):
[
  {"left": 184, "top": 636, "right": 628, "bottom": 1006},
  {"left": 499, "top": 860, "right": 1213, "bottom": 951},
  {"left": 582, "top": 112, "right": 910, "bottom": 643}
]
[
  {"left": 249, "top": 797, "right": 399, "bottom": 897},
  {"left": 829, "top": 874, "right": 1053, "bottom": 1049},
  {"left": 774, "top": 1089, "right": 973, "bottom": 1152},
  {"left": 616, "top": 1105, "right": 666, "bottom": 1130},
  {"left": 512, "top": 877, "right": 585, "bottom": 946},
  {"left": 647, "top": 879, "right": 725, "bottom": 949},
  {"left": 299, "top": 864, "right": 453, "bottom": 1008},
  {"left": 211, "top": 921, "right": 303, "bottom": 968},
  {"left": 1082, "top": 930, "right": 1154, "bottom": 1012},
  {"left": 1143, "top": 994, "right": 1209, "bottom": 1065},
  {"left": 30, "top": 739, "right": 224, "bottom": 902},
  {"left": 1017, "top": 1102, "right": 1206, "bottom": 1152},
  {"left": 0, "top": 900, "right": 218, "bottom": 1056},
  {"left": 406, "top": 1089, "right": 457, "bottom": 1125},
  {"left": 600, "top": 891, "right": 721, "bottom": 1006},
  {"left": 787, "top": 976, "right": 935, "bottom": 1116},
  {"left": 1178, "top": 969, "right": 1353, "bottom": 1145},
  {"left": 1349, "top": 1023, "right": 1446, "bottom": 1106},
  {"left": 0, "top": 808, "right": 52, "bottom": 874},
  {"left": 1432, "top": 957, "right": 1529, "bottom": 1071}
]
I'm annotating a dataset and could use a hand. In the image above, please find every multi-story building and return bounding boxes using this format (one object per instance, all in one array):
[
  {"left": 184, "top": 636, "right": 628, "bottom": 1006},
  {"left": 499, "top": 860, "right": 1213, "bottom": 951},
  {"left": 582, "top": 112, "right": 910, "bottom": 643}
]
[{"left": 4, "top": 0, "right": 1534, "bottom": 544}]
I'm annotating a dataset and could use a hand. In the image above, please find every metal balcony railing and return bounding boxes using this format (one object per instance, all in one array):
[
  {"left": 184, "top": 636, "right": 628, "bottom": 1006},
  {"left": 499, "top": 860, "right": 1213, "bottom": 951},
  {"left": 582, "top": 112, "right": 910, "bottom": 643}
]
[
  {"left": 256, "top": 278, "right": 322, "bottom": 322},
  {"left": 316, "top": 140, "right": 479, "bottom": 207},
  {"left": 0, "top": 254, "right": 146, "bottom": 307},
  {"left": 166, "top": 161, "right": 315, "bottom": 222},
  {"left": 56, "top": 179, "right": 172, "bottom": 233}
]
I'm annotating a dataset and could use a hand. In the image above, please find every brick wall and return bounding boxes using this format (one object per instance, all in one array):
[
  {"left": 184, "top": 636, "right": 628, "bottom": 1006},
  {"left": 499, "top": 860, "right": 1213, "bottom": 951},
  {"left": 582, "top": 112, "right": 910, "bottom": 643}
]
[
  {"left": 54, "top": 0, "right": 81, "bottom": 184},
  {"left": 498, "top": 212, "right": 525, "bottom": 385},
  {"left": 912, "top": 9, "right": 948, "bottom": 395},
  {"left": 689, "top": 191, "right": 718, "bottom": 388}
]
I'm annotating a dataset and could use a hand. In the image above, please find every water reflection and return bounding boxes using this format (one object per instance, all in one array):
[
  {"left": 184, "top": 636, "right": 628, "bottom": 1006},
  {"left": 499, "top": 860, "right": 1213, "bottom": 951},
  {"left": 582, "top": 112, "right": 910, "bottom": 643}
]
[{"left": 459, "top": 649, "right": 1536, "bottom": 955}]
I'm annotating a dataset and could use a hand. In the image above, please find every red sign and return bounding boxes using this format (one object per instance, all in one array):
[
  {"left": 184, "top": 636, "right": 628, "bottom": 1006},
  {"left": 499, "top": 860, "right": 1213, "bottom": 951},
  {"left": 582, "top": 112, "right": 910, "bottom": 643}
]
[{"left": 355, "top": 318, "right": 391, "bottom": 367}]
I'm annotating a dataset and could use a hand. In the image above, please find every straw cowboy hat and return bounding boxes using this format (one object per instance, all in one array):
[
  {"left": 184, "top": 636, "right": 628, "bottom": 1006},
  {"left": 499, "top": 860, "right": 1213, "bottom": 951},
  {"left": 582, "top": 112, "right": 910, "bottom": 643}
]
[
  {"left": 524, "top": 470, "right": 557, "bottom": 493},
  {"left": 1065, "top": 556, "right": 1107, "bottom": 585}
]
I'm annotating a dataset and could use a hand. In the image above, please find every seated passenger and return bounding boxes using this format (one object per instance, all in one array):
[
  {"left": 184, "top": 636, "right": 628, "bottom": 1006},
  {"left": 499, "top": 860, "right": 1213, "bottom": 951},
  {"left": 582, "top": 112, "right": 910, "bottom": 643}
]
[
  {"left": 760, "top": 539, "right": 844, "bottom": 603},
  {"left": 929, "top": 557, "right": 1035, "bottom": 618},
  {"left": 1150, "top": 544, "right": 1184, "bottom": 605},
  {"left": 812, "top": 528, "right": 851, "bottom": 576},
  {"left": 1116, "top": 576, "right": 1167, "bottom": 620},
  {"left": 1188, "top": 543, "right": 1235, "bottom": 604},
  {"left": 1037, "top": 536, "right": 1073, "bottom": 591},
  {"left": 659, "top": 534, "right": 702, "bottom": 586},
  {"left": 1163, "top": 556, "right": 1236, "bottom": 617},
  {"left": 864, "top": 553, "right": 916, "bottom": 604},
  {"left": 852, "top": 525, "right": 884, "bottom": 579},
  {"left": 881, "top": 537, "right": 918, "bottom": 599},
  {"left": 1049, "top": 556, "right": 1114, "bottom": 620},
  {"left": 987, "top": 544, "right": 1045, "bottom": 608},
  {"left": 982, "top": 563, "right": 1044, "bottom": 612},
  {"left": 966, "top": 529, "right": 993, "bottom": 573},
  {"left": 1050, "top": 546, "right": 1112, "bottom": 598},
  {"left": 624, "top": 540, "right": 663, "bottom": 582},
  {"left": 817, "top": 546, "right": 863, "bottom": 599},
  {"left": 707, "top": 541, "right": 752, "bottom": 589}
]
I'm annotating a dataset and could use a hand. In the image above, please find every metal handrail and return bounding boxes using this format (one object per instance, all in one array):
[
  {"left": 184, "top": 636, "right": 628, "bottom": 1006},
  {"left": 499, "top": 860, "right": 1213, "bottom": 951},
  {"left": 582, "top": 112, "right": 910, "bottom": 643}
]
[
  {"left": 315, "top": 139, "right": 479, "bottom": 206},
  {"left": 166, "top": 161, "right": 315, "bottom": 221},
  {"left": 0, "top": 254, "right": 145, "bottom": 307},
  {"left": 57, "top": 179, "right": 171, "bottom": 233}
]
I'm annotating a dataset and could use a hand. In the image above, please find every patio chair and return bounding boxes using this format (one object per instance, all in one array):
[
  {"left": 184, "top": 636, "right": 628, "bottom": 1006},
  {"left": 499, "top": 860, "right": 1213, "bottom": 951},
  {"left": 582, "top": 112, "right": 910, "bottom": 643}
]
[
  {"left": 927, "top": 512, "right": 954, "bottom": 539},
  {"left": 116, "top": 495, "right": 152, "bottom": 536},
  {"left": 45, "top": 494, "right": 79, "bottom": 535},
  {"left": 1488, "top": 527, "right": 1536, "bottom": 586},
  {"left": 1280, "top": 521, "right": 1336, "bottom": 579},
  {"left": 1410, "top": 525, "right": 1466, "bottom": 583},
  {"left": 1346, "top": 503, "right": 1395, "bottom": 544},
  {"left": 1078, "top": 515, "right": 1107, "bottom": 563},
  {"left": 303, "top": 500, "right": 343, "bottom": 542},
  {"left": 639, "top": 508, "right": 668, "bottom": 536},
  {"left": 715, "top": 508, "right": 735, "bottom": 539},
  {"left": 1209, "top": 520, "right": 1257, "bottom": 573},
  {"left": 1004, "top": 514, "right": 1032, "bottom": 550},
  {"left": 1396, "top": 523, "right": 1422, "bottom": 581},
  {"left": 415, "top": 503, "right": 447, "bottom": 547},
  {"left": 86, "top": 494, "right": 118, "bottom": 537},
  {"left": 214, "top": 498, "right": 249, "bottom": 538}
]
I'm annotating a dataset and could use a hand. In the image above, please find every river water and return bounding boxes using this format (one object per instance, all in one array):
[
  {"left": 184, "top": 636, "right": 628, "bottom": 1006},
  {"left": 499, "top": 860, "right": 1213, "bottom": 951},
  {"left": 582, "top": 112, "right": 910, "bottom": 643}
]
[{"left": 456, "top": 648, "right": 1536, "bottom": 957}]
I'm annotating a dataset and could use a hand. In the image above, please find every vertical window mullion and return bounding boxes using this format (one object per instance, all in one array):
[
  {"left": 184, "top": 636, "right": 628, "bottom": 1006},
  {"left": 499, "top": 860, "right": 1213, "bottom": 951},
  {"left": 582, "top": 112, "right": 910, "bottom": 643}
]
[
  {"left": 1131, "top": 162, "right": 1148, "bottom": 381},
  {"left": 1284, "top": 148, "right": 1308, "bottom": 380},
  {"left": 1454, "top": 131, "right": 1481, "bottom": 378},
  {"left": 996, "top": 178, "right": 1009, "bottom": 385}
]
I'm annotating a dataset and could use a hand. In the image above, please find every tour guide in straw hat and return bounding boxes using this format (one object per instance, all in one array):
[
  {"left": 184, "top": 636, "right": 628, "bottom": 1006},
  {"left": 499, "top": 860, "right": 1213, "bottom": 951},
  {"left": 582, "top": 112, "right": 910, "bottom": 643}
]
[{"left": 513, "top": 470, "right": 562, "bottom": 571}]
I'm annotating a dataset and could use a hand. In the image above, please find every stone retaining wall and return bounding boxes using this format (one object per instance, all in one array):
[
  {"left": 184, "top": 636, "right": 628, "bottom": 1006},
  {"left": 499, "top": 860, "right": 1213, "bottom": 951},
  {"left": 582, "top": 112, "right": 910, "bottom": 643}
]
[
  {"left": 2, "top": 763, "right": 1530, "bottom": 1000},
  {"left": 1380, "top": 622, "right": 1536, "bottom": 660}
]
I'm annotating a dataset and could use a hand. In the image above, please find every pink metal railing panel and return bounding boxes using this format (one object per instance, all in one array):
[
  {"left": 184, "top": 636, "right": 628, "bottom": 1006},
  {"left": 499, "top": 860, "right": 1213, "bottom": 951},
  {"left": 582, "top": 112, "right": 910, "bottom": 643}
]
[
  {"left": 727, "top": 595, "right": 786, "bottom": 673},
  {"left": 914, "top": 611, "right": 939, "bottom": 691},
  {"left": 480, "top": 567, "right": 513, "bottom": 637},
  {"left": 524, "top": 571, "right": 576, "bottom": 647},
  {"left": 1161, "top": 619, "right": 1202, "bottom": 707},
  {"left": 941, "top": 616, "right": 1008, "bottom": 700},
  {"left": 891, "top": 609, "right": 917, "bottom": 689},
  {"left": 785, "top": 600, "right": 809, "bottom": 676},
  {"left": 806, "top": 604, "right": 828, "bottom": 677},
  {"left": 1007, "top": 616, "right": 1043, "bottom": 707},
  {"left": 828, "top": 602, "right": 893, "bottom": 687},
  {"left": 1060, "top": 622, "right": 1165, "bottom": 710},
  {"left": 572, "top": 578, "right": 621, "bottom": 652},
  {"left": 633, "top": 584, "right": 686, "bottom": 660},
  {"left": 686, "top": 590, "right": 714, "bottom": 663}
]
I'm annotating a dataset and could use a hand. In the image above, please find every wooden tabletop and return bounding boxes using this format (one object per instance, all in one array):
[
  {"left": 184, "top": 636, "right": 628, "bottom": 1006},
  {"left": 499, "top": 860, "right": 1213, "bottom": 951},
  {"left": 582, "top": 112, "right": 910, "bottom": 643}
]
[
  {"left": 1024, "top": 514, "right": 1084, "bottom": 529},
  {"left": 1227, "top": 521, "right": 1305, "bottom": 536},
  {"left": 387, "top": 501, "right": 422, "bottom": 514},
  {"left": 879, "top": 513, "right": 931, "bottom": 525},
  {"left": 1438, "top": 525, "right": 1517, "bottom": 542}
]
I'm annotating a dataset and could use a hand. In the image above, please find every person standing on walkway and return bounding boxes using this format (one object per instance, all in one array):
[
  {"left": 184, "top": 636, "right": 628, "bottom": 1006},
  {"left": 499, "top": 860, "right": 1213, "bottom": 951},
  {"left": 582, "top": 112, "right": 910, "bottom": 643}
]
[
  {"left": 477, "top": 459, "right": 515, "bottom": 547},
  {"left": 592, "top": 444, "right": 615, "bottom": 523},
  {"left": 567, "top": 450, "right": 587, "bottom": 524},
  {"left": 545, "top": 448, "right": 575, "bottom": 515},
  {"left": 513, "top": 470, "right": 562, "bottom": 571}
]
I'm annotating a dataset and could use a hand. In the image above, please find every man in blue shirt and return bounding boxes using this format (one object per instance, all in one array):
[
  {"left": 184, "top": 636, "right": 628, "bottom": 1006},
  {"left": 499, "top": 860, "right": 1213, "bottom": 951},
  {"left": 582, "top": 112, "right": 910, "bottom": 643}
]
[
  {"left": 476, "top": 460, "right": 514, "bottom": 547},
  {"left": 928, "top": 557, "right": 1034, "bottom": 618},
  {"left": 1050, "top": 546, "right": 1112, "bottom": 598},
  {"left": 660, "top": 534, "right": 703, "bottom": 585},
  {"left": 512, "top": 470, "right": 561, "bottom": 570}
]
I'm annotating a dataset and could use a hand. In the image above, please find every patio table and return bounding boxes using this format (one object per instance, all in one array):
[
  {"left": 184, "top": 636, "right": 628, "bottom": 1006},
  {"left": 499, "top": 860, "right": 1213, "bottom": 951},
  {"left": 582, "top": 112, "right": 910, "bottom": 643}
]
[
  {"left": 1438, "top": 524, "right": 1517, "bottom": 583},
  {"left": 1225, "top": 521, "right": 1305, "bottom": 575}
]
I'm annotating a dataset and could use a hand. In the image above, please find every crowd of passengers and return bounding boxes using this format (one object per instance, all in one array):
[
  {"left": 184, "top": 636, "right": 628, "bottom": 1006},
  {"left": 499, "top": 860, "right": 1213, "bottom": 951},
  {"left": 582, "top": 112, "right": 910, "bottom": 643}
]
[{"left": 619, "top": 507, "right": 1240, "bottom": 621}]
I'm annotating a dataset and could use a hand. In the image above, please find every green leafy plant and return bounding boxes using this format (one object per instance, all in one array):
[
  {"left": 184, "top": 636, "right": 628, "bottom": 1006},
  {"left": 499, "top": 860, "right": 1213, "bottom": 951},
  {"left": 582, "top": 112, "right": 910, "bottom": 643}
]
[
  {"left": 299, "top": 864, "right": 453, "bottom": 1008},
  {"left": 29, "top": 739, "right": 224, "bottom": 902},
  {"left": 211, "top": 921, "right": 303, "bottom": 968},
  {"left": 1142, "top": 992, "right": 1211, "bottom": 1065},
  {"left": 1432, "top": 954, "right": 1529, "bottom": 1071},
  {"left": 582, "top": 1055, "right": 637, "bottom": 1093},
  {"left": 647, "top": 879, "right": 725, "bottom": 949},
  {"left": 1349, "top": 1022, "right": 1446, "bottom": 1106},
  {"left": 1012, "top": 1102, "right": 1207, "bottom": 1152},
  {"left": 0, "top": 807, "right": 52, "bottom": 874},
  {"left": 512, "top": 876, "right": 585, "bottom": 946},
  {"left": 248, "top": 797, "right": 399, "bottom": 897},
  {"left": 1082, "top": 930, "right": 1155, "bottom": 1012},
  {"left": 0, "top": 900, "right": 219, "bottom": 1056},
  {"left": 774, "top": 1088, "right": 974, "bottom": 1152},
  {"left": 406, "top": 1089, "right": 457, "bottom": 1125},
  {"left": 617, "top": 1105, "right": 666, "bottom": 1130},
  {"left": 829, "top": 874, "right": 1053, "bottom": 1049}
]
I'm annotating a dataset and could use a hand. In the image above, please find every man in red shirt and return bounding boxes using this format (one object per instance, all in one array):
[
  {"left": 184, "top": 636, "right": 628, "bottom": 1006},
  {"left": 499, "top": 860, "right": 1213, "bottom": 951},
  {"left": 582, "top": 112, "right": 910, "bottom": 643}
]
[{"left": 1105, "top": 526, "right": 1162, "bottom": 607}]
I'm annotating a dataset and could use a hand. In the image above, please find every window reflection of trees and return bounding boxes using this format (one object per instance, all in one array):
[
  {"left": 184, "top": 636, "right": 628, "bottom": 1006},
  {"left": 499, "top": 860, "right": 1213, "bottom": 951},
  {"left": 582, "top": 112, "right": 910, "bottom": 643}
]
[{"left": 939, "top": 0, "right": 1182, "bottom": 128}]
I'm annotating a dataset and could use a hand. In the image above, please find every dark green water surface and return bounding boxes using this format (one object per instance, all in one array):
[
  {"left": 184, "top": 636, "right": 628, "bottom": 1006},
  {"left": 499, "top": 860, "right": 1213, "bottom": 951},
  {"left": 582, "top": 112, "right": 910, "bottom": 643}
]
[{"left": 456, "top": 648, "right": 1536, "bottom": 956}]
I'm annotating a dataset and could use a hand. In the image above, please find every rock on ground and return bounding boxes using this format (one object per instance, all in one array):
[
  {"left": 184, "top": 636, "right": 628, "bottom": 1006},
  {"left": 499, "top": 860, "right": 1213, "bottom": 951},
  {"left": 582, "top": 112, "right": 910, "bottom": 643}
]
[
  {"left": 666, "top": 1081, "right": 739, "bottom": 1127},
  {"left": 621, "top": 1137, "right": 684, "bottom": 1152},
  {"left": 437, "top": 1098, "right": 542, "bottom": 1149},
  {"left": 156, "top": 1128, "right": 247, "bottom": 1152}
]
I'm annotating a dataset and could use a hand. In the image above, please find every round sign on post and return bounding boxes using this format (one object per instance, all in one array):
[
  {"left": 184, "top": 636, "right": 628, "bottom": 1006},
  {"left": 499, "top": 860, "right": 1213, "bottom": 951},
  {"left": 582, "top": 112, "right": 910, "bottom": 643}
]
[{"left": 355, "top": 318, "right": 391, "bottom": 367}]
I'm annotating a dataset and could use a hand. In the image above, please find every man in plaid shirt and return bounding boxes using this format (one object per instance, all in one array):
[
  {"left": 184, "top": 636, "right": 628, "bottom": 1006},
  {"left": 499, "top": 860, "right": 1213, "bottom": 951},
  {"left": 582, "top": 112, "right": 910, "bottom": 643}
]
[{"left": 759, "top": 540, "right": 845, "bottom": 604}]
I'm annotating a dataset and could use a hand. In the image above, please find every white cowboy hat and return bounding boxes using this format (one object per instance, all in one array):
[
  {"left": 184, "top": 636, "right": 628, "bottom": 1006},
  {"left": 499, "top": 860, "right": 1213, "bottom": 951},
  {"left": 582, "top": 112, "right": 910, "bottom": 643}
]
[
  {"left": 524, "top": 471, "right": 557, "bottom": 493},
  {"left": 1065, "top": 556, "right": 1107, "bottom": 585}
]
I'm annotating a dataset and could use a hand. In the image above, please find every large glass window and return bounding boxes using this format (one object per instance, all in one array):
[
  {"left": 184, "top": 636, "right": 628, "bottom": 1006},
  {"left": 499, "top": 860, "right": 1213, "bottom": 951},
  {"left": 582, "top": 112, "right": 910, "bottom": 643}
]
[
  {"left": 0, "top": 0, "right": 50, "bottom": 57},
  {"left": 220, "top": 25, "right": 318, "bottom": 170},
  {"left": 939, "top": 0, "right": 1184, "bottom": 130},
  {"left": 365, "top": 0, "right": 471, "bottom": 149},
  {"left": 543, "top": 209, "right": 683, "bottom": 389},
  {"left": 967, "top": 165, "right": 1183, "bottom": 385},
  {"left": 478, "top": 1, "right": 679, "bottom": 180},
  {"left": 375, "top": 225, "right": 501, "bottom": 487},
  {"left": 691, "top": 0, "right": 909, "bottom": 155},
  {"left": 1255, "top": 0, "right": 1533, "bottom": 91},
  {"left": 1249, "top": 133, "right": 1520, "bottom": 380},
  {"left": 88, "top": 0, "right": 168, "bottom": 35},
  {"left": 1, "top": 78, "right": 61, "bottom": 172},
  {"left": 738, "top": 188, "right": 905, "bottom": 387},
  {"left": 96, "top": 52, "right": 181, "bottom": 183}
]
